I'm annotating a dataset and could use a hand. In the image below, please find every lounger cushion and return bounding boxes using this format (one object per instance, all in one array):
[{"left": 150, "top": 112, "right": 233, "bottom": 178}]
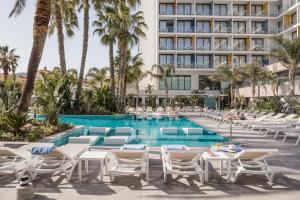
[
  {"left": 89, "top": 127, "right": 110, "bottom": 135},
  {"left": 182, "top": 128, "right": 203, "bottom": 135},
  {"left": 160, "top": 128, "right": 178, "bottom": 135},
  {"left": 69, "top": 136, "right": 99, "bottom": 145},
  {"left": 115, "top": 127, "right": 134, "bottom": 136},
  {"left": 122, "top": 144, "right": 146, "bottom": 150},
  {"left": 104, "top": 136, "right": 129, "bottom": 145},
  {"left": 165, "top": 145, "right": 186, "bottom": 150}
]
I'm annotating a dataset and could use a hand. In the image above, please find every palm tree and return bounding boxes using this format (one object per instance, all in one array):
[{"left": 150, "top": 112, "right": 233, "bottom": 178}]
[
  {"left": 240, "top": 62, "right": 268, "bottom": 108},
  {"left": 113, "top": 3, "right": 147, "bottom": 112},
  {"left": 151, "top": 64, "right": 175, "bottom": 98},
  {"left": 49, "top": 0, "right": 78, "bottom": 75},
  {"left": 86, "top": 67, "right": 109, "bottom": 88},
  {"left": 215, "top": 66, "right": 242, "bottom": 108},
  {"left": 93, "top": 5, "right": 117, "bottom": 109},
  {"left": 271, "top": 37, "right": 300, "bottom": 96},
  {"left": 0, "top": 46, "right": 19, "bottom": 81},
  {"left": 10, "top": 0, "right": 52, "bottom": 113},
  {"left": 74, "top": 0, "right": 90, "bottom": 110},
  {"left": 127, "top": 54, "right": 147, "bottom": 95}
]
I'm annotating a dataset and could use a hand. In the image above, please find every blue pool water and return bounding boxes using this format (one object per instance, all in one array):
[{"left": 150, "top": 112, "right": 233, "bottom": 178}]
[{"left": 40, "top": 115, "right": 228, "bottom": 147}]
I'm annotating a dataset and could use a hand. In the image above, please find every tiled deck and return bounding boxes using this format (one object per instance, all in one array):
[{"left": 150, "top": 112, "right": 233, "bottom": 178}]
[{"left": 1, "top": 118, "right": 300, "bottom": 200}]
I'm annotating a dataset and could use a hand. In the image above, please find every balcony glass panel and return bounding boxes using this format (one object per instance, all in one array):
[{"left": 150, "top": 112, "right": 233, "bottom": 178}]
[
  {"left": 177, "top": 38, "right": 193, "bottom": 50},
  {"left": 159, "top": 37, "right": 174, "bottom": 50},
  {"left": 159, "top": 54, "right": 174, "bottom": 65},
  {"left": 214, "top": 4, "right": 228, "bottom": 16},
  {"left": 251, "top": 5, "right": 264, "bottom": 16},
  {"left": 196, "top": 55, "right": 211, "bottom": 69},
  {"left": 233, "top": 4, "right": 247, "bottom": 16},
  {"left": 177, "top": 21, "right": 194, "bottom": 33},
  {"left": 233, "top": 21, "right": 246, "bottom": 33},
  {"left": 159, "top": 76, "right": 191, "bottom": 90},
  {"left": 159, "top": 20, "right": 174, "bottom": 32},
  {"left": 177, "top": 55, "right": 194, "bottom": 68},
  {"left": 196, "top": 38, "right": 211, "bottom": 51},
  {"left": 215, "top": 38, "right": 229, "bottom": 51},
  {"left": 215, "top": 21, "right": 231, "bottom": 33},
  {"left": 159, "top": 3, "right": 174, "bottom": 15},
  {"left": 233, "top": 55, "right": 246, "bottom": 67},
  {"left": 252, "top": 38, "right": 264, "bottom": 51},
  {"left": 196, "top": 4, "right": 212, "bottom": 15},
  {"left": 177, "top": 3, "right": 192, "bottom": 15},
  {"left": 215, "top": 55, "right": 228, "bottom": 67},
  {"left": 196, "top": 21, "right": 211, "bottom": 33},
  {"left": 251, "top": 22, "right": 267, "bottom": 34},
  {"left": 233, "top": 38, "right": 246, "bottom": 51}
]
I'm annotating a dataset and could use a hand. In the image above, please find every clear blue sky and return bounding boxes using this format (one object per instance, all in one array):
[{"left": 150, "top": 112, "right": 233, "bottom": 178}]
[{"left": 0, "top": 1, "right": 112, "bottom": 73}]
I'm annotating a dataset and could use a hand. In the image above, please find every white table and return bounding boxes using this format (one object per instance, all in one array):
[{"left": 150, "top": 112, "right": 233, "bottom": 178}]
[
  {"left": 202, "top": 152, "right": 231, "bottom": 183},
  {"left": 78, "top": 151, "right": 108, "bottom": 182}
]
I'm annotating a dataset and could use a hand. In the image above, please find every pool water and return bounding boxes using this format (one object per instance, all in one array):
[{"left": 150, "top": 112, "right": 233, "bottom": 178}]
[{"left": 41, "top": 115, "right": 228, "bottom": 147}]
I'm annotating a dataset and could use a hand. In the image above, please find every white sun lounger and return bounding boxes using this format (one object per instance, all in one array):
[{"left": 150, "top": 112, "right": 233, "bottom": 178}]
[
  {"left": 26, "top": 143, "right": 88, "bottom": 181},
  {"left": 182, "top": 128, "right": 204, "bottom": 135},
  {"left": 0, "top": 147, "right": 27, "bottom": 180},
  {"left": 160, "top": 127, "right": 178, "bottom": 135},
  {"left": 109, "top": 146, "right": 149, "bottom": 183},
  {"left": 115, "top": 127, "right": 135, "bottom": 136},
  {"left": 231, "top": 149, "right": 279, "bottom": 184},
  {"left": 69, "top": 136, "right": 99, "bottom": 145},
  {"left": 161, "top": 145, "right": 204, "bottom": 183},
  {"left": 88, "top": 127, "right": 111, "bottom": 136},
  {"left": 103, "top": 136, "right": 130, "bottom": 145}
]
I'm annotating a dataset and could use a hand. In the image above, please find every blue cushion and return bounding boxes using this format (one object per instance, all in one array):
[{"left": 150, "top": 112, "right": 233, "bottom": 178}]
[
  {"left": 31, "top": 146, "right": 55, "bottom": 155},
  {"left": 122, "top": 144, "right": 146, "bottom": 150}
]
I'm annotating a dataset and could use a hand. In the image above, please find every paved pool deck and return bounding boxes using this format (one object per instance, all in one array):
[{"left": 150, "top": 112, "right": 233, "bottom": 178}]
[{"left": 1, "top": 117, "right": 300, "bottom": 200}]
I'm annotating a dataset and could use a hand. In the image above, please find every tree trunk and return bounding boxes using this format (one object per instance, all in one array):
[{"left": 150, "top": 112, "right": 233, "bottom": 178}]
[
  {"left": 55, "top": 2, "right": 67, "bottom": 75},
  {"left": 251, "top": 83, "right": 256, "bottom": 108},
  {"left": 289, "top": 70, "right": 295, "bottom": 96},
  {"left": 109, "top": 41, "right": 116, "bottom": 111},
  {"left": 17, "top": 0, "right": 51, "bottom": 113},
  {"left": 74, "top": 0, "right": 89, "bottom": 111},
  {"left": 3, "top": 68, "right": 9, "bottom": 82},
  {"left": 119, "top": 44, "right": 127, "bottom": 113},
  {"left": 230, "top": 84, "right": 234, "bottom": 108}
]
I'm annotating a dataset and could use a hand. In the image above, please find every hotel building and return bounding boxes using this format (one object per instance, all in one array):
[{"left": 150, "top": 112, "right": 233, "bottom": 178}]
[{"left": 134, "top": 0, "right": 300, "bottom": 103}]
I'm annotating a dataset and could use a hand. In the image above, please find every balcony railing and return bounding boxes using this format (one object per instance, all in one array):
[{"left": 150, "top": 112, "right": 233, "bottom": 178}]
[
  {"left": 232, "top": 10, "right": 248, "bottom": 16},
  {"left": 159, "top": 28, "right": 174, "bottom": 33},
  {"left": 159, "top": 46, "right": 174, "bottom": 50},
  {"left": 232, "top": 28, "right": 247, "bottom": 34},
  {"left": 159, "top": 11, "right": 174, "bottom": 15},
  {"left": 196, "top": 11, "right": 212, "bottom": 16},
  {"left": 233, "top": 46, "right": 246, "bottom": 51},
  {"left": 177, "top": 46, "right": 194, "bottom": 50},
  {"left": 252, "top": 46, "right": 265, "bottom": 51},
  {"left": 214, "top": 27, "right": 231, "bottom": 33},
  {"left": 195, "top": 64, "right": 212, "bottom": 69},
  {"left": 252, "top": 29, "right": 267, "bottom": 34},
  {"left": 177, "top": 63, "right": 195, "bottom": 68},
  {"left": 196, "top": 46, "right": 211, "bottom": 51},
  {"left": 177, "top": 28, "right": 194, "bottom": 33},
  {"left": 215, "top": 46, "right": 230, "bottom": 51},
  {"left": 251, "top": 11, "right": 265, "bottom": 17}
]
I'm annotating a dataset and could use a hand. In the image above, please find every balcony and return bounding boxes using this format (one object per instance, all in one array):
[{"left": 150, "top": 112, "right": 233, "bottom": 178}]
[
  {"left": 252, "top": 29, "right": 267, "bottom": 34},
  {"left": 195, "top": 64, "right": 212, "bottom": 69},
  {"left": 177, "top": 28, "right": 195, "bottom": 33},
  {"left": 215, "top": 46, "right": 230, "bottom": 51},
  {"left": 252, "top": 46, "right": 265, "bottom": 51},
  {"left": 177, "top": 63, "right": 195, "bottom": 68},
  {"left": 159, "top": 27, "right": 174, "bottom": 33},
  {"left": 214, "top": 27, "right": 231, "bottom": 33},
  {"left": 159, "top": 11, "right": 174, "bottom": 15},
  {"left": 232, "top": 28, "right": 247, "bottom": 34},
  {"left": 159, "top": 46, "right": 174, "bottom": 50},
  {"left": 233, "top": 10, "right": 248, "bottom": 16},
  {"left": 251, "top": 11, "right": 265, "bottom": 17},
  {"left": 196, "top": 46, "right": 211, "bottom": 51},
  {"left": 177, "top": 46, "right": 194, "bottom": 51},
  {"left": 233, "top": 46, "right": 246, "bottom": 51}
]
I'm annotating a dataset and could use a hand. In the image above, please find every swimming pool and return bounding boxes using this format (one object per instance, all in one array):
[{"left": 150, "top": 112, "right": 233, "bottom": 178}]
[{"left": 43, "top": 115, "right": 228, "bottom": 147}]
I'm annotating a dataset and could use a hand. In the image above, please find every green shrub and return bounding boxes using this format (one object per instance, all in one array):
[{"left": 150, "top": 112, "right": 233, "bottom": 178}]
[{"left": 0, "top": 112, "right": 30, "bottom": 136}]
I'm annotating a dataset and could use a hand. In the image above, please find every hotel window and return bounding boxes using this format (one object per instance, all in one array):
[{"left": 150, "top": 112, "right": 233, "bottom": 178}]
[
  {"left": 196, "top": 38, "right": 211, "bottom": 51},
  {"left": 233, "top": 38, "right": 246, "bottom": 51},
  {"left": 196, "top": 4, "right": 211, "bottom": 15},
  {"left": 291, "top": 13, "right": 297, "bottom": 25},
  {"left": 159, "top": 20, "right": 174, "bottom": 32},
  {"left": 278, "top": 21, "right": 283, "bottom": 33},
  {"left": 196, "top": 21, "right": 211, "bottom": 33},
  {"left": 159, "top": 3, "right": 174, "bottom": 15},
  {"left": 196, "top": 55, "right": 211, "bottom": 69},
  {"left": 177, "top": 21, "right": 194, "bottom": 32},
  {"left": 215, "top": 55, "right": 228, "bottom": 67},
  {"left": 233, "top": 21, "right": 246, "bottom": 33},
  {"left": 215, "top": 21, "right": 230, "bottom": 33},
  {"left": 215, "top": 38, "right": 228, "bottom": 51},
  {"left": 252, "top": 38, "right": 264, "bottom": 51},
  {"left": 159, "top": 54, "right": 174, "bottom": 65},
  {"left": 199, "top": 76, "right": 220, "bottom": 90},
  {"left": 233, "top": 4, "right": 246, "bottom": 16},
  {"left": 177, "top": 38, "right": 193, "bottom": 50},
  {"left": 177, "top": 3, "right": 192, "bottom": 15},
  {"left": 159, "top": 75, "right": 191, "bottom": 90},
  {"left": 214, "top": 4, "right": 228, "bottom": 16},
  {"left": 251, "top": 5, "right": 264, "bottom": 16},
  {"left": 233, "top": 55, "right": 246, "bottom": 67},
  {"left": 177, "top": 54, "right": 194, "bottom": 68},
  {"left": 252, "top": 21, "right": 266, "bottom": 34},
  {"left": 292, "top": 31, "right": 297, "bottom": 40},
  {"left": 159, "top": 37, "right": 174, "bottom": 50}
]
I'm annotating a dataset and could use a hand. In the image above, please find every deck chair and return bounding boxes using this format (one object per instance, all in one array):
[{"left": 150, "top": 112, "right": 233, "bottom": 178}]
[
  {"left": 109, "top": 146, "right": 149, "bottom": 183},
  {"left": 161, "top": 146, "right": 204, "bottom": 183},
  {"left": 231, "top": 149, "right": 278, "bottom": 184},
  {"left": 26, "top": 143, "right": 87, "bottom": 182},
  {"left": 0, "top": 147, "right": 27, "bottom": 180}
]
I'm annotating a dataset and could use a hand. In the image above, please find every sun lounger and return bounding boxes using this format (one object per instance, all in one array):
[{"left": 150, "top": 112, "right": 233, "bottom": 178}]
[
  {"left": 26, "top": 143, "right": 88, "bottom": 181},
  {"left": 88, "top": 127, "right": 111, "bottom": 136},
  {"left": 160, "top": 127, "right": 178, "bottom": 135},
  {"left": 109, "top": 145, "right": 149, "bottom": 183},
  {"left": 231, "top": 149, "right": 278, "bottom": 184},
  {"left": 103, "top": 136, "right": 130, "bottom": 145},
  {"left": 115, "top": 127, "right": 135, "bottom": 136},
  {"left": 161, "top": 145, "right": 204, "bottom": 183},
  {"left": 69, "top": 136, "right": 99, "bottom": 145},
  {"left": 0, "top": 147, "right": 27, "bottom": 180},
  {"left": 182, "top": 128, "right": 203, "bottom": 135},
  {"left": 156, "top": 107, "right": 164, "bottom": 113}
]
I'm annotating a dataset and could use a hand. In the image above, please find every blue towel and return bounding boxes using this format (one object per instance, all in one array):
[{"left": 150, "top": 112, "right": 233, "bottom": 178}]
[
  {"left": 166, "top": 145, "right": 186, "bottom": 150},
  {"left": 210, "top": 146, "right": 242, "bottom": 153},
  {"left": 32, "top": 146, "right": 55, "bottom": 155},
  {"left": 122, "top": 144, "right": 146, "bottom": 150}
]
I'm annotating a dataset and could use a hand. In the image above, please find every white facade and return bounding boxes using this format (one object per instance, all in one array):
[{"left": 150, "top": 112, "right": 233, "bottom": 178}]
[{"left": 136, "top": 0, "right": 300, "bottom": 97}]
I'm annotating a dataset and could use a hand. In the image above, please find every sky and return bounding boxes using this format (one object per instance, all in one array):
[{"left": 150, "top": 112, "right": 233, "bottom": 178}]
[{"left": 0, "top": 1, "right": 112, "bottom": 73}]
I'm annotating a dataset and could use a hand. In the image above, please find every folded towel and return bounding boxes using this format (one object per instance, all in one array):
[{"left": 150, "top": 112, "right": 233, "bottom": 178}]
[
  {"left": 122, "top": 144, "right": 146, "bottom": 150},
  {"left": 166, "top": 145, "right": 186, "bottom": 150},
  {"left": 210, "top": 146, "right": 242, "bottom": 153},
  {"left": 32, "top": 146, "right": 55, "bottom": 155}
]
